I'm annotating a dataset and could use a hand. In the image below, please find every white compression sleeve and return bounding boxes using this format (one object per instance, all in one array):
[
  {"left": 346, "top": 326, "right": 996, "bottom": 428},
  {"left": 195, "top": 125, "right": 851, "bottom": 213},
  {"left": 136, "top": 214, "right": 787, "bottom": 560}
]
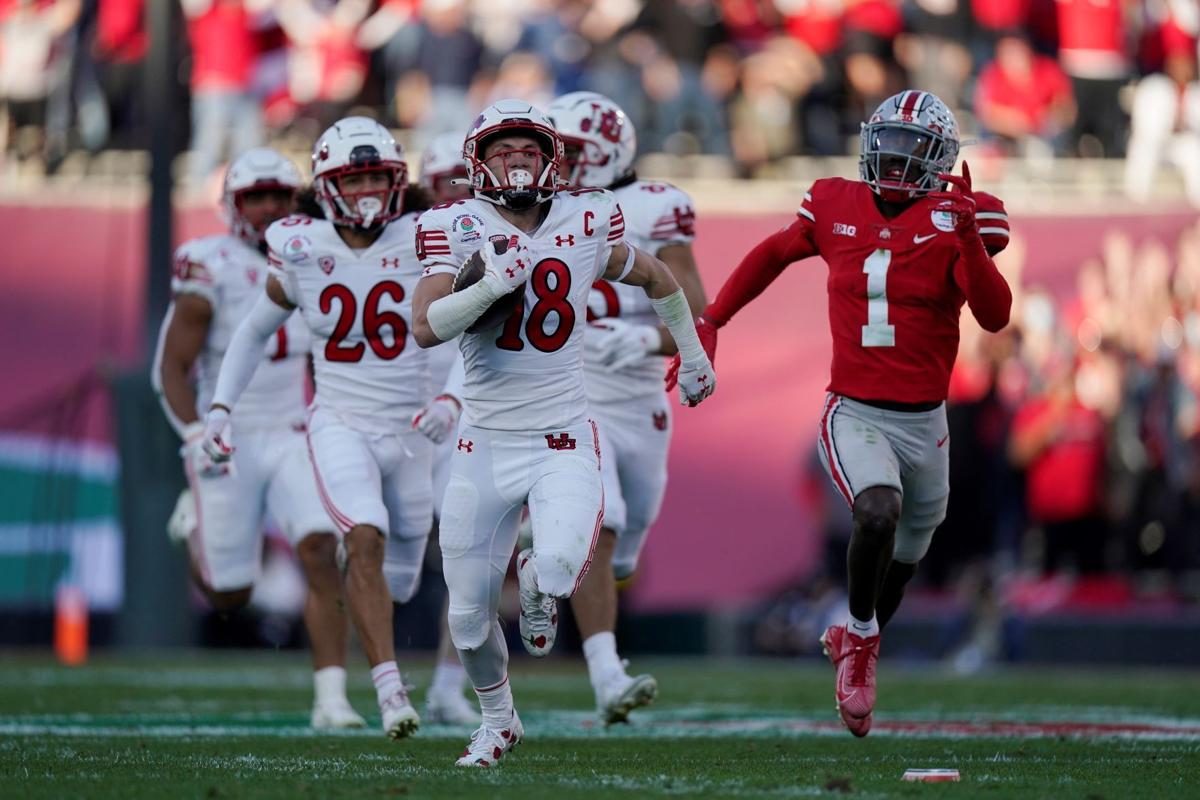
[
  {"left": 650, "top": 289, "right": 707, "bottom": 365},
  {"left": 210, "top": 293, "right": 293, "bottom": 410},
  {"left": 426, "top": 280, "right": 505, "bottom": 342}
]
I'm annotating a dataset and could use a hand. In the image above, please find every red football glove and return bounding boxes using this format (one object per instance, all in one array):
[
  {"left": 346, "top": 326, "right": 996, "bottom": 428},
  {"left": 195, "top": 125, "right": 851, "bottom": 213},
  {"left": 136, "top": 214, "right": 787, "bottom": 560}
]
[
  {"left": 665, "top": 314, "right": 719, "bottom": 392},
  {"left": 930, "top": 160, "right": 978, "bottom": 238}
]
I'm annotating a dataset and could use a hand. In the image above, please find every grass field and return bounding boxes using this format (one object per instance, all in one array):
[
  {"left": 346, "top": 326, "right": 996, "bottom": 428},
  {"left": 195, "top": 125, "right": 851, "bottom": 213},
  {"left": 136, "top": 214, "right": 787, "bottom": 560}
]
[{"left": 2, "top": 651, "right": 1198, "bottom": 798}]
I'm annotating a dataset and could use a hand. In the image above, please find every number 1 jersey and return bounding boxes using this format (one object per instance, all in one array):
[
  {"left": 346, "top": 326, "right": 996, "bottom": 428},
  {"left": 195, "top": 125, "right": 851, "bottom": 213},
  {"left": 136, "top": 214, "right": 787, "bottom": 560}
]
[
  {"left": 416, "top": 190, "right": 625, "bottom": 432},
  {"left": 796, "top": 178, "right": 1009, "bottom": 404}
]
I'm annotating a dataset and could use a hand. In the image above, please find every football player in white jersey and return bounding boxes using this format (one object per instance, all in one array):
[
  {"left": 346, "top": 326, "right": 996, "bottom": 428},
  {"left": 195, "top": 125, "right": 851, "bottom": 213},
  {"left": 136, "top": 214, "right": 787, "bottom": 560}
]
[
  {"left": 153, "top": 147, "right": 366, "bottom": 730},
  {"left": 407, "top": 132, "right": 479, "bottom": 726},
  {"left": 410, "top": 99, "right": 717, "bottom": 767},
  {"left": 199, "top": 118, "right": 434, "bottom": 740},
  {"left": 545, "top": 91, "right": 708, "bottom": 725}
]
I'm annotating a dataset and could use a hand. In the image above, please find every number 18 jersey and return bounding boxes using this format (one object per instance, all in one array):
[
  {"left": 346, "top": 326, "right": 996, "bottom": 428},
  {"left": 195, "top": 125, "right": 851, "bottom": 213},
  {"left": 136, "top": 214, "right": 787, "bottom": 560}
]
[
  {"left": 417, "top": 190, "right": 625, "bottom": 432},
  {"left": 796, "top": 178, "right": 1009, "bottom": 404}
]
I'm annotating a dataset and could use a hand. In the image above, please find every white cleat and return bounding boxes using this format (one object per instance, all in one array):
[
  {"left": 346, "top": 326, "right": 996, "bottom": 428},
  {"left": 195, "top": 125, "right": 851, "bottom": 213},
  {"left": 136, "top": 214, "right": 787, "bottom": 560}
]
[
  {"left": 516, "top": 549, "right": 557, "bottom": 657},
  {"left": 380, "top": 690, "right": 420, "bottom": 739},
  {"left": 455, "top": 711, "right": 523, "bottom": 767},
  {"left": 596, "top": 670, "right": 658, "bottom": 726},
  {"left": 311, "top": 700, "right": 367, "bottom": 730},
  {"left": 425, "top": 690, "right": 482, "bottom": 726}
]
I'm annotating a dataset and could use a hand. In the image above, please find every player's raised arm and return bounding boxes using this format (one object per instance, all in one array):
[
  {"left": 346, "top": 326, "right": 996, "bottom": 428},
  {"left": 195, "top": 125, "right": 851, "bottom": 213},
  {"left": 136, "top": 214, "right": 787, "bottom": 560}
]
[
  {"left": 201, "top": 274, "right": 295, "bottom": 460},
  {"left": 932, "top": 161, "right": 1013, "bottom": 333},
  {"left": 604, "top": 241, "right": 715, "bottom": 407}
]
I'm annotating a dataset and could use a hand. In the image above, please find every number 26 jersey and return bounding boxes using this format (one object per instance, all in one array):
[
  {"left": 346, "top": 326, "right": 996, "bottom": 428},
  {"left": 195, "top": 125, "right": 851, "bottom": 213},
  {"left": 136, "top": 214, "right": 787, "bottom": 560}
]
[{"left": 265, "top": 214, "right": 429, "bottom": 431}]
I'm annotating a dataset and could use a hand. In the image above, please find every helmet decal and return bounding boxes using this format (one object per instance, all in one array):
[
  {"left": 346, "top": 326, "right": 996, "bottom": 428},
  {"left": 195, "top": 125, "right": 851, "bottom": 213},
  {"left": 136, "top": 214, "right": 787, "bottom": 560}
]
[
  {"left": 859, "top": 90, "right": 960, "bottom": 202},
  {"left": 546, "top": 91, "right": 637, "bottom": 189}
]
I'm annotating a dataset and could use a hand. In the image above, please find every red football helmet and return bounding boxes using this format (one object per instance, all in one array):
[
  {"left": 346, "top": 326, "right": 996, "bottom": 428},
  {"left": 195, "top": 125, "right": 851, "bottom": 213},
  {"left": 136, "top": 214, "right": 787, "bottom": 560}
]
[{"left": 860, "top": 90, "right": 960, "bottom": 203}]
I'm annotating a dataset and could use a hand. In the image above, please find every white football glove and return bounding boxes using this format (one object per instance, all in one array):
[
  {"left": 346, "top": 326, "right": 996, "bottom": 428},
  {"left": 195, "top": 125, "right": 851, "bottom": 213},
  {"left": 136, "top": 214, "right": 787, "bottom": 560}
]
[
  {"left": 676, "top": 357, "right": 716, "bottom": 407},
  {"left": 199, "top": 407, "right": 235, "bottom": 464},
  {"left": 411, "top": 394, "right": 462, "bottom": 444},
  {"left": 585, "top": 318, "right": 663, "bottom": 371},
  {"left": 182, "top": 420, "right": 231, "bottom": 478},
  {"left": 166, "top": 487, "right": 197, "bottom": 544},
  {"left": 479, "top": 236, "right": 532, "bottom": 295}
]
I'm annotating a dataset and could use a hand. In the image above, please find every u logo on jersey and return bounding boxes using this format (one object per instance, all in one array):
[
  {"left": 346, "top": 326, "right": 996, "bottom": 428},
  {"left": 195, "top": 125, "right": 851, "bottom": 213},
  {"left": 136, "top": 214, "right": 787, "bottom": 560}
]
[
  {"left": 381, "top": 257, "right": 401, "bottom": 269},
  {"left": 555, "top": 234, "right": 575, "bottom": 248},
  {"left": 319, "top": 256, "right": 335, "bottom": 275}
]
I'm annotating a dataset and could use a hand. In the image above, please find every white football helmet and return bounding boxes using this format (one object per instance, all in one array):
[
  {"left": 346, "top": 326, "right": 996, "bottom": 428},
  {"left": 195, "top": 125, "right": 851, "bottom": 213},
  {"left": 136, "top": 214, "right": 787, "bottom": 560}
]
[
  {"left": 463, "top": 99, "right": 563, "bottom": 210},
  {"left": 859, "top": 90, "right": 960, "bottom": 202},
  {"left": 545, "top": 91, "right": 636, "bottom": 189},
  {"left": 312, "top": 116, "right": 408, "bottom": 228},
  {"left": 222, "top": 147, "right": 303, "bottom": 245},
  {"left": 418, "top": 132, "right": 470, "bottom": 201}
]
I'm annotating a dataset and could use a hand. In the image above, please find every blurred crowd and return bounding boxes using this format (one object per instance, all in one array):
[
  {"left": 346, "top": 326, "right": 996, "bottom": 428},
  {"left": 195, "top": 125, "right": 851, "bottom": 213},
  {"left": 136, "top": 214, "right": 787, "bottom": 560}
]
[{"left": 0, "top": 0, "right": 1196, "bottom": 192}]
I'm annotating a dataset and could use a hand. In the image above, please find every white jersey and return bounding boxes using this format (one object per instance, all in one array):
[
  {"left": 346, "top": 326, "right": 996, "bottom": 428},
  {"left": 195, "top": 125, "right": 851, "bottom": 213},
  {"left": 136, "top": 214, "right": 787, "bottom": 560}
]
[
  {"left": 417, "top": 190, "right": 626, "bottom": 431},
  {"left": 166, "top": 234, "right": 310, "bottom": 429},
  {"left": 266, "top": 214, "right": 429, "bottom": 431},
  {"left": 584, "top": 180, "right": 696, "bottom": 403}
]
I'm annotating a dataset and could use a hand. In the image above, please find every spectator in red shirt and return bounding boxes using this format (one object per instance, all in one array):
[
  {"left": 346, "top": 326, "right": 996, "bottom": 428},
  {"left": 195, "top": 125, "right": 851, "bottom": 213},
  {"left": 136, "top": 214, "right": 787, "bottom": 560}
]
[
  {"left": 1010, "top": 355, "right": 1109, "bottom": 574},
  {"left": 93, "top": 0, "right": 147, "bottom": 147},
  {"left": 182, "top": 0, "right": 268, "bottom": 187},
  {"left": 975, "top": 33, "right": 1075, "bottom": 156},
  {"left": 1056, "top": 0, "right": 1132, "bottom": 157}
]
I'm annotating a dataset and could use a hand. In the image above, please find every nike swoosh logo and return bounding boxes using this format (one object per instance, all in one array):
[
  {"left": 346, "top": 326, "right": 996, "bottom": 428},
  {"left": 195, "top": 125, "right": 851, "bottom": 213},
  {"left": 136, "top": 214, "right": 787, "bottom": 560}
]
[
  {"left": 913, "top": 233, "right": 938, "bottom": 244},
  {"left": 937, "top": 434, "right": 949, "bottom": 448}
]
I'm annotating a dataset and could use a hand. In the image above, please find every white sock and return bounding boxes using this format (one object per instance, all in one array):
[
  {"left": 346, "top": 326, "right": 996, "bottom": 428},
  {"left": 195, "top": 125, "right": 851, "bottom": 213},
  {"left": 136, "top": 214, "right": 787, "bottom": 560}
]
[
  {"left": 431, "top": 660, "right": 468, "bottom": 696},
  {"left": 582, "top": 631, "right": 624, "bottom": 688},
  {"left": 474, "top": 676, "right": 513, "bottom": 728},
  {"left": 313, "top": 666, "right": 348, "bottom": 706},
  {"left": 848, "top": 613, "right": 880, "bottom": 638},
  {"left": 370, "top": 661, "right": 402, "bottom": 707}
]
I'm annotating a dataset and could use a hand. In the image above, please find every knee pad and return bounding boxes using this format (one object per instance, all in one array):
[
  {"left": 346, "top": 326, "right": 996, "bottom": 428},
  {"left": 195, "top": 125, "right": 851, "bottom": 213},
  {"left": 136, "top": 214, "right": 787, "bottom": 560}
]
[{"left": 447, "top": 605, "right": 491, "bottom": 650}]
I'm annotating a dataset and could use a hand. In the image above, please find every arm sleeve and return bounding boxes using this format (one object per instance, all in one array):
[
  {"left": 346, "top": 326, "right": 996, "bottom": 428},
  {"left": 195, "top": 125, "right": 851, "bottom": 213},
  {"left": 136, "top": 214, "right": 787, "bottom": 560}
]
[
  {"left": 704, "top": 217, "right": 818, "bottom": 327},
  {"left": 953, "top": 231, "right": 1013, "bottom": 333},
  {"left": 650, "top": 289, "right": 707, "bottom": 365},
  {"left": 426, "top": 278, "right": 505, "bottom": 342},
  {"left": 210, "top": 293, "right": 293, "bottom": 410}
]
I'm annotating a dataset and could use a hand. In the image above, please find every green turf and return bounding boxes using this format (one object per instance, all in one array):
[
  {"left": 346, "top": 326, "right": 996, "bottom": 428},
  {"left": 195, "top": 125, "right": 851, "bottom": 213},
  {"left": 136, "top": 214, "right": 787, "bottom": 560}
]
[{"left": 1, "top": 652, "right": 1197, "bottom": 798}]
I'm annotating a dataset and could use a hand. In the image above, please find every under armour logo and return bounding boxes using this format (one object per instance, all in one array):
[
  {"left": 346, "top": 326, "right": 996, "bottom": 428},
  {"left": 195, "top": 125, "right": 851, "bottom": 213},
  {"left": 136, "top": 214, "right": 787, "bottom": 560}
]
[
  {"left": 555, "top": 234, "right": 575, "bottom": 247},
  {"left": 381, "top": 257, "right": 401, "bottom": 269},
  {"left": 652, "top": 411, "right": 668, "bottom": 431},
  {"left": 457, "top": 439, "right": 474, "bottom": 453},
  {"left": 699, "top": 374, "right": 709, "bottom": 385},
  {"left": 545, "top": 433, "right": 577, "bottom": 451}
]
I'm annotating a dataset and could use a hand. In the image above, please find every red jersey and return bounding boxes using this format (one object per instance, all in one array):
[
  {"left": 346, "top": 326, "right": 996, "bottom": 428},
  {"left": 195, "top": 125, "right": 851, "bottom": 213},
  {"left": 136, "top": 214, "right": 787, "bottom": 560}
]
[{"left": 796, "top": 178, "right": 1010, "bottom": 404}]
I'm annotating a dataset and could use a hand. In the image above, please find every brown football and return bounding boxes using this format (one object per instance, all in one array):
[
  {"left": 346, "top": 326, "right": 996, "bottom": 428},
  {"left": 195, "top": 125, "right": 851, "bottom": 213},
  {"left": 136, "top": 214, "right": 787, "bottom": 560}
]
[{"left": 454, "top": 238, "right": 523, "bottom": 333}]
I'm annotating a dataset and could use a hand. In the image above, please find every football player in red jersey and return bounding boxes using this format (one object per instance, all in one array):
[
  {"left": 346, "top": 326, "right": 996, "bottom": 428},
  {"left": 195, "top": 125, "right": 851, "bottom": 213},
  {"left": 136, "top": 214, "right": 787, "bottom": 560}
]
[{"left": 678, "top": 90, "right": 1012, "bottom": 737}]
